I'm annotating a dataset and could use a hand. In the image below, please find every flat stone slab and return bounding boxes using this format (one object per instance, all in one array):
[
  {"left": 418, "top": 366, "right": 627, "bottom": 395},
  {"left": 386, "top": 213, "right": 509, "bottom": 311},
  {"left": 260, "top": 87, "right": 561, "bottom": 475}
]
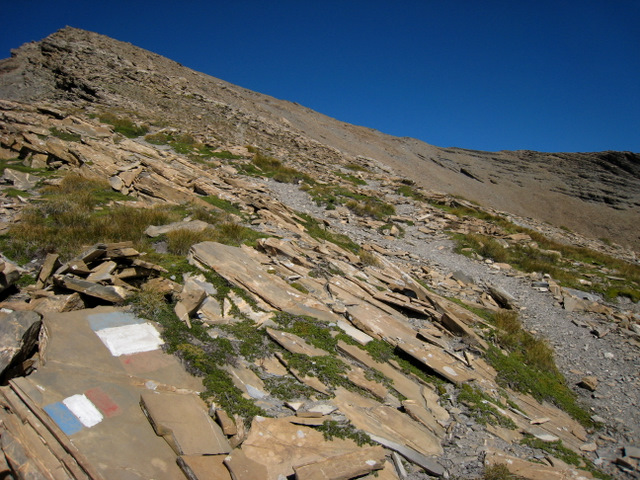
[
  {"left": 266, "top": 328, "right": 328, "bottom": 357},
  {"left": 140, "top": 391, "right": 231, "bottom": 455},
  {"left": 397, "top": 339, "right": 476, "bottom": 384},
  {"left": 178, "top": 454, "right": 231, "bottom": 480},
  {"left": 54, "top": 274, "right": 128, "bottom": 303},
  {"left": 190, "top": 242, "right": 342, "bottom": 323},
  {"left": 240, "top": 416, "right": 367, "bottom": 479},
  {"left": 333, "top": 388, "right": 443, "bottom": 458},
  {"left": 145, "top": 220, "right": 213, "bottom": 238},
  {"left": 368, "top": 434, "right": 445, "bottom": 477},
  {"left": 16, "top": 306, "right": 203, "bottom": 479},
  {"left": 224, "top": 448, "right": 268, "bottom": 480},
  {"left": 294, "top": 445, "right": 386, "bottom": 480}
]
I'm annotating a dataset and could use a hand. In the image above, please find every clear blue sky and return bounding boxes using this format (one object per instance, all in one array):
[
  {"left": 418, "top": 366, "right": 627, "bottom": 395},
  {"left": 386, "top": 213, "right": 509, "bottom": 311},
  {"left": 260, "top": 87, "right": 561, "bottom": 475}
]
[{"left": 1, "top": 1, "right": 638, "bottom": 153}]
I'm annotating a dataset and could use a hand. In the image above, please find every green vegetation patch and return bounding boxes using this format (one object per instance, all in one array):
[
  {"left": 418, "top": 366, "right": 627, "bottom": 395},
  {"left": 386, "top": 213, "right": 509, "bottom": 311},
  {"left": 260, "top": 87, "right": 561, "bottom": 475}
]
[
  {"left": 358, "top": 250, "right": 380, "bottom": 267},
  {"left": 164, "top": 223, "right": 266, "bottom": 255},
  {"left": 0, "top": 172, "right": 265, "bottom": 263},
  {"left": 295, "top": 212, "right": 361, "bottom": 255},
  {"left": 284, "top": 352, "right": 351, "bottom": 390},
  {"left": 219, "top": 320, "right": 272, "bottom": 361},
  {"left": 145, "top": 131, "right": 236, "bottom": 160},
  {"left": 396, "top": 184, "right": 425, "bottom": 200},
  {"left": 4, "top": 188, "right": 32, "bottom": 198},
  {"left": 202, "top": 195, "right": 243, "bottom": 216},
  {"left": 210, "top": 150, "right": 243, "bottom": 160},
  {"left": 0, "top": 158, "right": 56, "bottom": 177},
  {"left": 316, "top": 419, "right": 375, "bottom": 446},
  {"left": 344, "top": 163, "right": 369, "bottom": 172},
  {"left": 334, "top": 171, "right": 367, "bottom": 185},
  {"left": 360, "top": 339, "right": 445, "bottom": 393},
  {"left": 457, "top": 383, "right": 516, "bottom": 428},
  {"left": 482, "top": 464, "right": 522, "bottom": 480},
  {"left": 487, "top": 346, "right": 592, "bottom": 426},
  {"left": 262, "top": 376, "right": 317, "bottom": 401},
  {"left": 49, "top": 127, "right": 81, "bottom": 142},
  {"left": 452, "top": 232, "right": 640, "bottom": 303},
  {"left": 238, "top": 153, "right": 313, "bottom": 184},
  {"left": 99, "top": 112, "right": 148, "bottom": 138},
  {"left": 521, "top": 436, "right": 612, "bottom": 479},
  {"left": 0, "top": 173, "right": 177, "bottom": 262},
  {"left": 273, "top": 312, "right": 341, "bottom": 352}
]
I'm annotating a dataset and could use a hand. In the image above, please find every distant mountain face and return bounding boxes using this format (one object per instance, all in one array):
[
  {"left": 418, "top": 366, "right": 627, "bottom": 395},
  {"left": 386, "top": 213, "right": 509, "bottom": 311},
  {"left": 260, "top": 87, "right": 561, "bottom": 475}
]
[{"left": 1, "top": 27, "right": 638, "bottom": 249}]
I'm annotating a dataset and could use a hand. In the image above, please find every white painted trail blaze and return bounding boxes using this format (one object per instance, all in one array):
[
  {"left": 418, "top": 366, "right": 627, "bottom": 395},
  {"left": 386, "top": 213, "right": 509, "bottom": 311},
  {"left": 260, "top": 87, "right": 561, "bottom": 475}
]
[
  {"left": 63, "top": 394, "right": 103, "bottom": 428},
  {"left": 95, "top": 323, "right": 164, "bottom": 357}
]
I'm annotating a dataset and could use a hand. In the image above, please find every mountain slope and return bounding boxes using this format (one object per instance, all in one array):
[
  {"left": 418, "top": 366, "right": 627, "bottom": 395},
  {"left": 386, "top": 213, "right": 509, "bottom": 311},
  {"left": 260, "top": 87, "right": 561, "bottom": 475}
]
[{"left": 1, "top": 26, "right": 638, "bottom": 250}]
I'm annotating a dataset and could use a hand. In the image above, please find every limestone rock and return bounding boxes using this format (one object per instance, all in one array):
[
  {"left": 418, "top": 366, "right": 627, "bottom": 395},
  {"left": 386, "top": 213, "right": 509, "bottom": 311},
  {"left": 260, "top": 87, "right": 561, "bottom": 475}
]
[
  {"left": 0, "top": 311, "right": 41, "bottom": 379},
  {"left": 578, "top": 376, "right": 598, "bottom": 392},
  {"left": 2, "top": 168, "right": 39, "bottom": 190},
  {"left": 488, "top": 286, "right": 516, "bottom": 309},
  {"left": 293, "top": 445, "right": 386, "bottom": 480},
  {"left": 178, "top": 454, "right": 231, "bottom": 480},
  {"left": 332, "top": 387, "right": 443, "bottom": 458},
  {"left": 224, "top": 448, "right": 268, "bottom": 480},
  {"left": 144, "top": 219, "right": 213, "bottom": 237},
  {"left": 0, "top": 258, "right": 22, "bottom": 293},
  {"left": 140, "top": 391, "right": 231, "bottom": 455},
  {"left": 240, "top": 416, "right": 373, "bottom": 479}
]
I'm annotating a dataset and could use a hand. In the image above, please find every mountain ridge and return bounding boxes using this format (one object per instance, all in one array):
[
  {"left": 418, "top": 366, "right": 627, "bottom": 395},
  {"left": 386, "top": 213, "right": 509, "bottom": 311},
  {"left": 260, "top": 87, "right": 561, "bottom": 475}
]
[{"left": 1, "top": 26, "right": 639, "bottom": 250}]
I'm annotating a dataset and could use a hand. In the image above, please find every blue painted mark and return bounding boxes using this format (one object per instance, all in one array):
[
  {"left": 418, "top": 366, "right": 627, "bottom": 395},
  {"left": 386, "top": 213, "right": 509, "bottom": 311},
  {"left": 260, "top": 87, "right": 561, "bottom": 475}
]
[
  {"left": 87, "top": 311, "right": 144, "bottom": 332},
  {"left": 44, "top": 402, "right": 84, "bottom": 435}
]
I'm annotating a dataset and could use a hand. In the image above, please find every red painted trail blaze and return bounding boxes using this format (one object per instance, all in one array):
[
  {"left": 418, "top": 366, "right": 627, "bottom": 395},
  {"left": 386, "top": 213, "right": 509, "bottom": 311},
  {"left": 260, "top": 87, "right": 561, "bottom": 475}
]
[{"left": 85, "top": 387, "right": 121, "bottom": 418}]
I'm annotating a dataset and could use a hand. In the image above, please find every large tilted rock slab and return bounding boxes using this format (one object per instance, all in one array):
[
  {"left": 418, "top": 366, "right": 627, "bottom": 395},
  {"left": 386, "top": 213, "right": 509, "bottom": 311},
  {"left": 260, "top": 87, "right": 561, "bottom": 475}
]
[
  {"left": 332, "top": 387, "right": 443, "bottom": 459},
  {"left": 266, "top": 328, "right": 329, "bottom": 357},
  {"left": 293, "top": 445, "right": 386, "bottom": 480},
  {"left": 397, "top": 338, "right": 477, "bottom": 385},
  {"left": 140, "top": 391, "right": 231, "bottom": 456},
  {"left": 0, "top": 311, "right": 41, "bottom": 379},
  {"left": 237, "top": 416, "right": 375, "bottom": 479},
  {"left": 144, "top": 220, "right": 213, "bottom": 237},
  {"left": 189, "top": 242, "right": 342, "bottom": 323},
  {"left": 54, "top": 275, "right": 129, "bottom": 303}
]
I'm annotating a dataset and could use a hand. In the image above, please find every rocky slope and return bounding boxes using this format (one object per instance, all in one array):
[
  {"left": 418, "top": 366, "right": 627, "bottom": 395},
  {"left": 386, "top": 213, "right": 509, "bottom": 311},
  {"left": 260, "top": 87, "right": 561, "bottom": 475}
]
[
  {"left": 0, "top": 27, "right": 638, "bottom": 480},
  {"left": 1, "top": 27, "right": 639, "bottom": 251}
]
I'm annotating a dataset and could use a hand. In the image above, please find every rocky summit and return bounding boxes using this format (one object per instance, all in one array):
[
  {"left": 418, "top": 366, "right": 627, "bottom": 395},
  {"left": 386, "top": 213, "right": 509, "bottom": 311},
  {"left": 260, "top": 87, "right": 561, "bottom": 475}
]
[{"left": 0, "top": 27, "right": 638, "bottom": 480}]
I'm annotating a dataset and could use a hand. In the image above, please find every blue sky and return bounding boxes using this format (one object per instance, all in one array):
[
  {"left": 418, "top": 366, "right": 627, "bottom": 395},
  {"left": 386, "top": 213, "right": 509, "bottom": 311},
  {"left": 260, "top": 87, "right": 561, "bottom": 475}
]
[{"left": 1, "top": 1, "right": 638, "bottom": 153}]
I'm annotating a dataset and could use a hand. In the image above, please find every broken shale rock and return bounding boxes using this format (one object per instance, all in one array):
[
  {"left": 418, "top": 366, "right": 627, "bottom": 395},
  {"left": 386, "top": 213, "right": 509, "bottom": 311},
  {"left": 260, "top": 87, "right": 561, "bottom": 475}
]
[
  {"left": 0, "top": 310, "right": 41, "bottom": 380},
  {"left": 140, "top": 391, "right": 231, "bottom": 456},
  {"left": 293, "top": 445, "right": 386, "bottom": 480},
  {"left": 238, "top": 416, "right": 380, "bottom": 480}
]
